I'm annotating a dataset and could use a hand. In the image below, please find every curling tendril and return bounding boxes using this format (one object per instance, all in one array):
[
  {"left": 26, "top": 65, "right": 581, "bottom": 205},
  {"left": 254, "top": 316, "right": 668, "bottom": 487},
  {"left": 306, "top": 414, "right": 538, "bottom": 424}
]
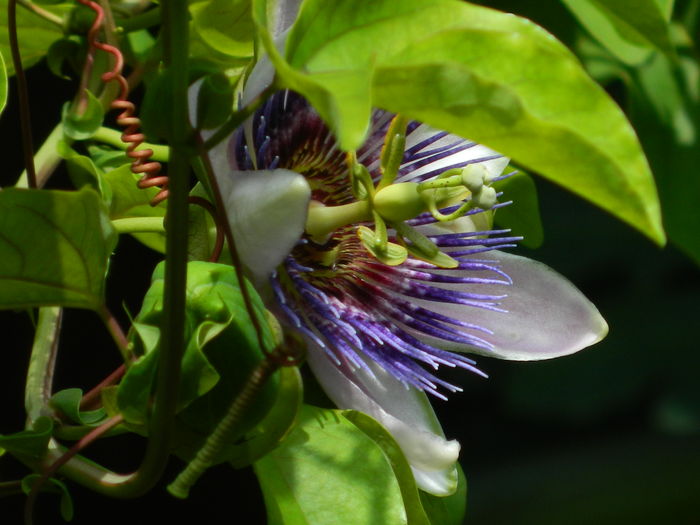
[{"left": 77, "top": 0, "right": 168, "bottom": 206}]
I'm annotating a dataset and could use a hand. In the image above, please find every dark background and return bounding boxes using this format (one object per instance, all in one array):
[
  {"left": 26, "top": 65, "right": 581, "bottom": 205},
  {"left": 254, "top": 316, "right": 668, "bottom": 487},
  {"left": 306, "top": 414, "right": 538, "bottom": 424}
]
[{"left": 2, "top": 4, "right": 700, "bottom": 523}]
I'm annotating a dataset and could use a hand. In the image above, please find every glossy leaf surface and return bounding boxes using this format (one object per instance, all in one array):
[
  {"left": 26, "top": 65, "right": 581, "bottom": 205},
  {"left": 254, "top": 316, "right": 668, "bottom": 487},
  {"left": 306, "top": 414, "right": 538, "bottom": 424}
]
[{"left": 254, "top": 405, "right": 408, "bottom": 525}]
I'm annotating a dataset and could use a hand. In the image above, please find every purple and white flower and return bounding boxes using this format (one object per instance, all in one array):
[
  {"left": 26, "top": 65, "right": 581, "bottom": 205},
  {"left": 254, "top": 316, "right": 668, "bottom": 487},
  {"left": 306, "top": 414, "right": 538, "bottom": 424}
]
[{"left": 194, "top": 86, "right": 608, "bottom": 496}]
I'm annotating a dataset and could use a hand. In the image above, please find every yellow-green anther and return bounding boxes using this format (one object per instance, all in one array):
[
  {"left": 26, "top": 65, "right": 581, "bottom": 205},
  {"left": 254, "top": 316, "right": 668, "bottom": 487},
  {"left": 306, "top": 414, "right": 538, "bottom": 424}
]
[
  {"left": 378, "top": 115, "right": 408, "bottom": 190},
  {"left": 474, "top": 186, "right": 497, "bottom": 210},
  {"left": 358, "top": 226, "right": 408, "bottom": 266},
  {"left": 395, "top": 221, "right": 459, "bottom": 268},
  {"left": 372, "top": 210, "right": 389, "bottom": 252},
  {"left": 395, "top": 221, "right": 439, "bottom": 257},
  {"left": 461, "top": 164, "right": 487, "bottom": 193}
]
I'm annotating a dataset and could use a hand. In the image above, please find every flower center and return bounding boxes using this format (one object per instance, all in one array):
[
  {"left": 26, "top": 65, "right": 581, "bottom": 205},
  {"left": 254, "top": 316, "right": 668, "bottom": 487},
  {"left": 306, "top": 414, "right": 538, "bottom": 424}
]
[{"left": 303, "top": 116, "right": 499, "bottom": 269}]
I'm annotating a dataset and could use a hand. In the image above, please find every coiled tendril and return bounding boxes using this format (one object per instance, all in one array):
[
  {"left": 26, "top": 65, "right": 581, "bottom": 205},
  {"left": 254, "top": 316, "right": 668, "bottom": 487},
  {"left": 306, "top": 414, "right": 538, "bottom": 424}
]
[{"left": 78, "top": 0, "right": 168, "bottom": 206}]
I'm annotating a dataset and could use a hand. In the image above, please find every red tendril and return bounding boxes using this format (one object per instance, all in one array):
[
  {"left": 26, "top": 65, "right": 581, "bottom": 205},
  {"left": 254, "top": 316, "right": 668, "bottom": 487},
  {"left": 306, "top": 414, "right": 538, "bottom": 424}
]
[{"left": 77, "top": 0, "right": 168, "bottom": 206}]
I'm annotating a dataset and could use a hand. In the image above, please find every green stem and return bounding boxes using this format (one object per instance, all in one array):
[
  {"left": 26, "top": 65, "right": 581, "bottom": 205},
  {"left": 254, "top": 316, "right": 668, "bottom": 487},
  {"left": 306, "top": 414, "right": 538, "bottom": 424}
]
[
  {"left": 16, "top": 124, "right": 65, "bottom": 189},
  {"left": 8, "top": 0, "right": 37, "bottom": 188},
  {"left": 24, "top": 307, "right": 62, "bottom": 425},
  {"left": 111, "top": 217, "right": 165, "bottom": 234},
  {"left": 0, "top": 481, "right": 24, "bottom": 497},
  {"left": 117, "top": 0, "right": 191, "bottom": 497},
  {"left": 17, "top": 0, "right": 63, "bottom": 27},
  {"left": 92, "top": 126, "right": 170, "bottom": 162}
]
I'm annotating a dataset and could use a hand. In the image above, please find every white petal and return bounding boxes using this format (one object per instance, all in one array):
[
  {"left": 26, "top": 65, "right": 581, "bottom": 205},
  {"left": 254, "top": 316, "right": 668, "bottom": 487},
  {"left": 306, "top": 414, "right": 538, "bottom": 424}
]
[
  {"left": 306, "top": 347, "right": 460, "bottom": 496},
  {"left": 406, "top": 250, "right": 608, "bottom": 360},
  {"left": 220, "top": 169, "right": 310, "bottom": 283},
  {"left": 395, "top": 123, "right": 509, "bottom": 182}
]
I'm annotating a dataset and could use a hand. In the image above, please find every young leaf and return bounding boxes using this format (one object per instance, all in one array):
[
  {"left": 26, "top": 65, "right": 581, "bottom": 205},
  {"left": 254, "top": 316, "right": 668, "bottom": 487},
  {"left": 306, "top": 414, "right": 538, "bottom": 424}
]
[
  {"left": 62, "top": 90, "right": 105, "bottom": 141},
  {"left": 560, "top": 0, "right": 675, "bottom": 65},
  {"left": 49, "top": 388, "right": 106, "bottom": 425},
  {"left": 0, "top": 416, "right": 53, "bottom": 463},
  {"left": 254, "top": 405, "right": 407, "bottom": 525},
  {"left": 56, "top": 140, "right": 109, "bottom": 197},
  {"left": 254, "top": 0, "right": 665, "bottom": 245},
  {"left": 118, "top": 262, "right": 279, "bottom": 447},
  {"left": 0, "top": 188, "right": 116, "bottom": 310}
]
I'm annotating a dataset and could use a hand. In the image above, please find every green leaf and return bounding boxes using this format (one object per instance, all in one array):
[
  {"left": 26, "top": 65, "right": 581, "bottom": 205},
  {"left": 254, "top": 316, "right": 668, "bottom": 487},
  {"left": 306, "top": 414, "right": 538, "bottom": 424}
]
[
  {"left": 254, "top": 405, "right": 407, "bottom": 525},
  {"left": 102, "top": 164, "right": 167, "bottom": 252},
  {"left": 0, "top": 188, "right": 116, "bottom": 310},
  {"left": 49, "top": 388, "right": 106, "bottom": 425},
  {"left": 62, "top": 90, "right": 105, "bottom": 141},
  {"left": 0, "top": 1, "right": 66, "bottom": 76},
  {"left": 56, "top": 140, "right": 109, "bottom": 197},
  {"left": 419, "top": 463, "right": 467, "bottom": 525},
  {"left": 625, "top": 47, "right": 700, "bottom": 263},
  {"left": 493, "top": 171, "right": 544, "bottom": 248},
  {"left": 0, "top": 417, "right": 53, "bottom": 462},
  {"left": 342, "top": 410, "right": 432, "bottom": 525},
  {"left": 118, "top": 262, "right": 278, "bottom": 444},
  {"left": 46, "top": 37, "right": 82, "bottom": 80},
  {"left": 561, "top": 0, "right": 674, "bottom": 65},
  {"left": 261, "top": 0, "right": 664, "bottom": 244},
  {"left": 191, "top": 0, "right": 255, "bottom": 59}
]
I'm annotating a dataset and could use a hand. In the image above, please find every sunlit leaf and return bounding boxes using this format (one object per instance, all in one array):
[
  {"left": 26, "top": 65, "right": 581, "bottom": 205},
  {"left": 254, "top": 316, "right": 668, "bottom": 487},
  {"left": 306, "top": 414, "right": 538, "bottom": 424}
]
[
  {"left": 0, "top": 188, "right": 116, "bottom": 310},
  {"left": 254, "top": 405, "right": 407, "bottom": 525},
  {"left": 191, "top": 0, "right": 255, "bottom": 59},
  {"left": 253, "top": 0, "right": 665, "bottom": 245},
  {"left": 343, "top": 410, "right": 433, "bottom": 525}
]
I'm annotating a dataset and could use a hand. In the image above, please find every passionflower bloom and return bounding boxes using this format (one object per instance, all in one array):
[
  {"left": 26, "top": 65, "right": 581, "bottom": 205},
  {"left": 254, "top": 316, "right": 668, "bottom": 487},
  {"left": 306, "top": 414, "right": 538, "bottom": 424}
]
[{"left": 192, "top": 76, "right": 608, "bottom": 494}]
